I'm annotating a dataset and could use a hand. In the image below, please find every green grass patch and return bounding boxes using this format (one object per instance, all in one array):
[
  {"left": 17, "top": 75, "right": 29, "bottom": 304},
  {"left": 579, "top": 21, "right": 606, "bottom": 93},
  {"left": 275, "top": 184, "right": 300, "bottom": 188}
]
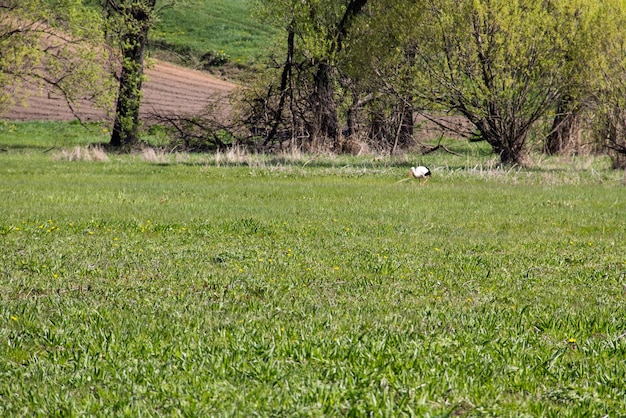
[
  {"left": 152, "top": 0, "right": 278, "bottom": 67},
  {"left": 0, "top": 121, "right": 109, "bottom": 151},
  {"left": 1, "top": 138, "right": 626, "bottom": 415}
]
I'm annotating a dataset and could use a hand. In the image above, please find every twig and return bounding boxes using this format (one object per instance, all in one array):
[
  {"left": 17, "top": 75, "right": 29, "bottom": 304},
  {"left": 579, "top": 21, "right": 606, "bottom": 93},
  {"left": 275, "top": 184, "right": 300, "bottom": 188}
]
[
  {"left": 302, "top": 154, "right": 322, "bottom": 167},
  {"left": 417, "top": 134, "right": 464, "bottom": 156}
]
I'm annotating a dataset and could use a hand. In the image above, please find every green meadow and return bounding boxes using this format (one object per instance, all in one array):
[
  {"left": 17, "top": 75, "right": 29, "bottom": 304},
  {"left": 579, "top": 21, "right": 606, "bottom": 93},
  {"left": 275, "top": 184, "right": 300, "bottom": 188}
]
[
  {"left": 1, "top": 122, "right": 625, "bottom": 415},
  {"left": 152, "top": 0, "right": 278, "bottom": 68}
]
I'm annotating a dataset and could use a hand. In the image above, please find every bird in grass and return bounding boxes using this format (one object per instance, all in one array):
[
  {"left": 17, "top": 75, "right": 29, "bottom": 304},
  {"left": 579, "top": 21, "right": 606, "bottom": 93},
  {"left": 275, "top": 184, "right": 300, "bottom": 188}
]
[{"left": 408, "top": 165, "right": 431, "bottom": 185}]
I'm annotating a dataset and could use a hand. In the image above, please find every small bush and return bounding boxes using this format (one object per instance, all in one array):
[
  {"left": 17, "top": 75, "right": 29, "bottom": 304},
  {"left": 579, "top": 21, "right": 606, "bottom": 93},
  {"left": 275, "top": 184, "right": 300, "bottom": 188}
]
[{"left": 201, "top": 50, "right": 230, "bottom": 68}]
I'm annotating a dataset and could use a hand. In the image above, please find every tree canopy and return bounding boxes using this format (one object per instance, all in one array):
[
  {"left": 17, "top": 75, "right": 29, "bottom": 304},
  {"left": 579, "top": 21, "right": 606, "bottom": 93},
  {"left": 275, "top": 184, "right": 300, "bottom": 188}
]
[
  {"left": 251, "top": 0, "right": 626, "bottom": 164},
  {"left": 0, "top": 0, "right": 115, "bottom": 118},
  {"left": 405, "top": 0, "right": 580, "bottom": 164}
]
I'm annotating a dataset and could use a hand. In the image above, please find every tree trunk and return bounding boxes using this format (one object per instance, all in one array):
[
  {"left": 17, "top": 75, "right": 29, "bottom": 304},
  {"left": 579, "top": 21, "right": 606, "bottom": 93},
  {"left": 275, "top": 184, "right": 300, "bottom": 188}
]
[
  {"left": 474, "top": 116, "right": 525, "bottom": 166},
  {"left": 494, "top": 143, "right": 522, "bottom": 165},
  {"left": 310, "top": 0, "right": 368, "bottom": 148},
  {"left": 398, "top": 98, "right": 414, "bottom": 148},
  {"left": 265, "top": 22, "right": 295, "bottom": 145},
  {"left": 312, "top": 61, "right": 339, "bottom": 144},
  {"left": 346, "top": 91, "right": 359, "bottom": 138},
  {"left": 109, "top": 0, "right": 155, "bottom": 148},
  {"left": 545, "top": 96, "right": 579, "bottom": 155}
]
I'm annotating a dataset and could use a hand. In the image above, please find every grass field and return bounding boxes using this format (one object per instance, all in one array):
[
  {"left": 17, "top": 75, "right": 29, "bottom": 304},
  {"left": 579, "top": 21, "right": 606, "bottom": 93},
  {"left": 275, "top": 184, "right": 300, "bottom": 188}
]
[
  {"left": 1, "top": 122, "right": 626, "bottom": 415},
  {"left": 152, "top": 0, "right": 278, "bottom": 67}
]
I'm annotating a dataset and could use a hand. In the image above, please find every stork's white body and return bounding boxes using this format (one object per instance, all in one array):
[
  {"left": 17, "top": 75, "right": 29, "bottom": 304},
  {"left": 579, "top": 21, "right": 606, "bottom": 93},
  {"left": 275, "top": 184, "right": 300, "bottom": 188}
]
[{"left": 408, "top": 166, "right": 431, "bottom": 184}]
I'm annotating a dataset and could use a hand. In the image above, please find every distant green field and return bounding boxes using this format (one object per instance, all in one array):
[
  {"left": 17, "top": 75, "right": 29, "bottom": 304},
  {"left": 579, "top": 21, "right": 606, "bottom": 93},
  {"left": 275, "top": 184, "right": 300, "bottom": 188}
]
[
  {"left": 1, "top": 124, "right": 626, "bottom": 415},
  {"left": 0, "top": 121, "right": 108, "bottom": 150},
  {"left": 153, "top": 0, "right": 278, "bottom": 66}
]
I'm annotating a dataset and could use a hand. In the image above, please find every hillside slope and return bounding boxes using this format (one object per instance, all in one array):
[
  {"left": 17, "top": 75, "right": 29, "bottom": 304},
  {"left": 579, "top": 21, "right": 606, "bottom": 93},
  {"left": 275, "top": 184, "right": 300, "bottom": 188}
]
[{"left": 3, "top": 60, "right": 236, "bottom": 122}]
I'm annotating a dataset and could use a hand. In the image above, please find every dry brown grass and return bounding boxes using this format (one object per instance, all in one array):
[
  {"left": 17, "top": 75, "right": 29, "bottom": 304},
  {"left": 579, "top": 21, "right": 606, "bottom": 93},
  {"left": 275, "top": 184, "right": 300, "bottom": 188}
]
[
  {"left": 141, "top": 147, "right": 168, "bottom": 164},
  {"left": 55, "top": 146, "right": 109, "bottom": 162}
]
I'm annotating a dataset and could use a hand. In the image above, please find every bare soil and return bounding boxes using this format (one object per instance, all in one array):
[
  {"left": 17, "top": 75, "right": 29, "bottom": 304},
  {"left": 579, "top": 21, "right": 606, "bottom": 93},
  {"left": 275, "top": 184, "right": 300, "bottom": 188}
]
[{"left": 3, "top": 60, "right": 236, "bottom": 123}]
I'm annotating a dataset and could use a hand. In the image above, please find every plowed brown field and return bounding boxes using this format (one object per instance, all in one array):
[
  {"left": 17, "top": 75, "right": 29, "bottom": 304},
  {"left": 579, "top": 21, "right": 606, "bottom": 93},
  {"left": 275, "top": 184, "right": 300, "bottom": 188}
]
[{"left": 3, "top": 60, "right": 236, "bottom": 122}]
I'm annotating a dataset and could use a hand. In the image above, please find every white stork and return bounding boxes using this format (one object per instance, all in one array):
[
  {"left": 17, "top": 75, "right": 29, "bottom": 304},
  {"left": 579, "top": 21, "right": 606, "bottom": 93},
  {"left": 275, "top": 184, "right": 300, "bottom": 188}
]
[{"left": 408, "top": 166, "right": 431, "bottom": 185}]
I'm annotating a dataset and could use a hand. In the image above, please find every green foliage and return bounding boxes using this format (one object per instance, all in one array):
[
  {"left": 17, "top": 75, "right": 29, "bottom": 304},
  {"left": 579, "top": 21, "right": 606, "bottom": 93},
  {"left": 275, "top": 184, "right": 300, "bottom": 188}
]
[
  {"left": 0, "top": 136, "right": 625, "bottom": 414},
  {"left": 200, "top": 49, "right": 230, "bottom": 67},
  {"left": 255, "top": 0, "right": 367, "bottom": 66},
  {"left": 362, "top": 0, "right": 595, "bottom": 164},
  {"left": 244, "top": 0, "right": 370, "bottom": 144},
  {"left": 0, "top": 1, "right": 42, "bottom": 111},
  {"left": 0, "top": 0, "right": 115, "bottom": 116},
  {"left": 252, "top": 0, "right": 624, "bottom": 160},
  {"left": 588, "top": 0, "right": 626, "bottom": 168}
]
